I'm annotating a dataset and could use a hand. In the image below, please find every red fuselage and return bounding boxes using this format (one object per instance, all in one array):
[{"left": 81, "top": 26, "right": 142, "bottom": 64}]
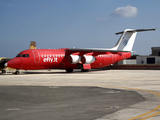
[{"left": 7, "top": 48, "right": 131, "bottom": 71}]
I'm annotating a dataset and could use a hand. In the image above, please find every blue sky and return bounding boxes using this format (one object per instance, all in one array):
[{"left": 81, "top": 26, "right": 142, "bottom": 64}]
[{"left": 0, "top": 0, "right": 159, "bottom": 57}]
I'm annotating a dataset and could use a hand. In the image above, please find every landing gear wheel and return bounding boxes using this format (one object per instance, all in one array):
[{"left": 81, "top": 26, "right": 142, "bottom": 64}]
[
  {"left": 2, "top": 70, "right": 6, "bottom": 74},
  {"left": 65, "top": 69, "right": 73, "bottom": 73},
  {"left": 81, "top": 69, "right": 89, "bottom": 72},
  {"left": 14, "top": 71, "right": 20, "bottom": 75}
]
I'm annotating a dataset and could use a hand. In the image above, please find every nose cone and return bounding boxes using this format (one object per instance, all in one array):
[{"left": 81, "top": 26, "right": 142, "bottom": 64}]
[
  {"left": 6, "top": 58, "right": 21, "bottom": 69},
  {"left": 6, "top": 60, "right": 13, "bottom": 68}
]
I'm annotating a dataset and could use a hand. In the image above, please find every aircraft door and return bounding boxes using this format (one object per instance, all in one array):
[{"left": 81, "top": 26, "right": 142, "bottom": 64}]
[{"left": 32, "top": 50, "right": 40, "bottom": 63}]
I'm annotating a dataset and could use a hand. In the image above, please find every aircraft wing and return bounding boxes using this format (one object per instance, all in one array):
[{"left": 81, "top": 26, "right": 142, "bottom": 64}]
[{"left": 67, "top": 48, "right": 131, "bottom": 53}]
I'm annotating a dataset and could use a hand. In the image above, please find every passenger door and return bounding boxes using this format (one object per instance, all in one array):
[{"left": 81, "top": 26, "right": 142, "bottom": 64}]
[{"left": 32, "top": 50, "right": 40, "bottom": 63}]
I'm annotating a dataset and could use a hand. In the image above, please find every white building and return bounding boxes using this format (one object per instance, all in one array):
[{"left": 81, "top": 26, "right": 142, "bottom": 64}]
[
  {"left": 118, "top": 59, "right": 136, "bottom": 65},
  {"left": 137, "top": 56, "right": 160, "bottom": 64},
  {"left": 117, "top": 47, "right": 160, "bottom": 65},
  {"left": 136, "top": 47, "right": 160, "bottom": 64}
]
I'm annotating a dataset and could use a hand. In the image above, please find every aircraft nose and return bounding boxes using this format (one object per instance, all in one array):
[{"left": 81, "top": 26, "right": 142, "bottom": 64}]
[
  {"left": 4, "top": 62, "right": 8, "bottom": 67},
  {"left": 6, "top": 58, "right": 21, "bottom": 69}
]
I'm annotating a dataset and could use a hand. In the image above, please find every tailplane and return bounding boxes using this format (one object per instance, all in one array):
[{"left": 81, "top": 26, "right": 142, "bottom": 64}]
[{"left": 111, "top": 29, "right": 157, "bottom": 52}]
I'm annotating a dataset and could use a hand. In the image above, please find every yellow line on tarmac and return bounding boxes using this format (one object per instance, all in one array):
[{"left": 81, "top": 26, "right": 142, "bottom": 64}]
[
  {"left": 99, "top": 86, "right": 160, "bottom": 120},
  {"left": 140, "top": 111, "right": 160, "bottom": 120},
  {"left": 127, "top": 89, "right": 160, "bottom": 120}
]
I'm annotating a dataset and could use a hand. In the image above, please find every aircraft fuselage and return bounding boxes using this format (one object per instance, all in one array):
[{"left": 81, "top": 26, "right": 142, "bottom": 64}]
[{"left": 7, "top": 48, "right": 131, "bottom": 71}]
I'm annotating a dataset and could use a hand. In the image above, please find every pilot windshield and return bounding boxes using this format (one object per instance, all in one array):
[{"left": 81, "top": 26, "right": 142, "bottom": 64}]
[
  {"left": 16, "top": 54, "right": 22, "bottom": 57},
  {"left": 16, "top": 54, "right": 29, "bottom": 58}
]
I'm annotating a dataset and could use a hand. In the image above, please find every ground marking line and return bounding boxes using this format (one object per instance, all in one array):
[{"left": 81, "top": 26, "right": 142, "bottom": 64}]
[
  {"left": 139, "top": 111, "right": 160, "bottom": 120},
  {"left": 127, "top": 90, "right": 160, "bottom": 120},
  {"left": 98, "top": 86, "right": 160, "bottom": 120}
]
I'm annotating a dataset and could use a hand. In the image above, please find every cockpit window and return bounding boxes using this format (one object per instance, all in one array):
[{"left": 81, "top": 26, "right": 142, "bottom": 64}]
[
  {"left": 16, "top": 54, "right": 22, "bottom": 57},
  {"left": 22, "top": 54, "right": 30, "bottom": 58},
  {"left": 22, "top": 54, "right": 26, "bottom": 57},
  {"left": 16, "top": 54, "right": 30, "bottom": 58},
  {"left": 26, "top": 54, "right": 29, "bottom": 57}
]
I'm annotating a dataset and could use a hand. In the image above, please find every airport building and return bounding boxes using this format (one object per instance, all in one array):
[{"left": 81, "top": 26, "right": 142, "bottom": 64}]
[
  {"left": 137, "top": 47, "right": 160, "bottom": 64},
  {"left": 137, "top": 56, "right": 160, "bottom": 64},
  {"left": 151, "top": 47, "right": 160, "bottom": 56},
  {"left": 118, "top": 59, "right": 136, "bottom": 65},
  {"left": 118, "top": 47, "right": 160, "bottom": 65}
]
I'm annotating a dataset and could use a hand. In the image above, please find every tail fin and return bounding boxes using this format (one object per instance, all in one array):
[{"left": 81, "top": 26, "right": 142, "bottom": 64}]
[
  {"left": 30, "top": 41, "right": 37, "bottom": 49},
  {"left": 111, "top": 29, "right": 157, "bottom": 52}
]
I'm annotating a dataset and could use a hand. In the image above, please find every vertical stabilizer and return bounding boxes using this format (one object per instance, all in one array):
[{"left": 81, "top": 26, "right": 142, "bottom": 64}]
[
  {"left": 111, "top": 29, "right": 157, "bottom": 52},
  {"left": 30, "top": 41, "right": 37, "bottom": 49}
]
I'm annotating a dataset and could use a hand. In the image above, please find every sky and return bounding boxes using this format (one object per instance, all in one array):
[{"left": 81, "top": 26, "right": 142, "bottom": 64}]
[{"left": 0, "top": 0, "right": 160, "bottom": 57}]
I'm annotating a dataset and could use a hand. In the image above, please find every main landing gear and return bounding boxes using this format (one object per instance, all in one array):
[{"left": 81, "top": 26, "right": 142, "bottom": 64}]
[
  {"left": 65, "top": 64, "right": 90, "bottom": 73},
  {"left": 65, "top": 68, "right": 89, "bottom": 73},
  {"left": 14, "top": 70, "right": 20, "bottom": 75}
]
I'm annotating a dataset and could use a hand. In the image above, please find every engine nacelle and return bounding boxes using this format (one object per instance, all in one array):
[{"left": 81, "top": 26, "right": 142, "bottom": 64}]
[
  {"left": 81, "top": 55, "right": 95, "bottom": 64},
  {"left": 68, "top": 55, "right": 81, "bottom": 64}
]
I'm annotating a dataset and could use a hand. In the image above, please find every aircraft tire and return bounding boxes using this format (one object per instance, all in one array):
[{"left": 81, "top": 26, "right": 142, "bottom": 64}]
[
  {"left": 81, "top": 69, "right": 89, "bottom": 72},
  {"left": 65, "top": 69, "right": 73, "bottom": 73},
  {"left": 14, "top": 71, "right": 20, "bottom": 75},
  {"left": 2, "top": 70, "right": 6, "bottom": 74}
]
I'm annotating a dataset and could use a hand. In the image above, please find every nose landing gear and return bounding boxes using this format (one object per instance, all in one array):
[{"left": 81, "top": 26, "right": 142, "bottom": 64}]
[{"left": 1, "top": 70, "right": 6, "bottom": 74}]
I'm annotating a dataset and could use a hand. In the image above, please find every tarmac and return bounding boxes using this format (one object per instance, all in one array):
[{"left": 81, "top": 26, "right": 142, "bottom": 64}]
[{"left": 0, "top": 69, "right": 160, "bottom": 120}]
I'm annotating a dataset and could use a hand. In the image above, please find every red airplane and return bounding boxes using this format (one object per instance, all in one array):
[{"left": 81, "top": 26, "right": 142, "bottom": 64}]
[{"left": 5, "top": 29, "right": 156, "bottom": 74}]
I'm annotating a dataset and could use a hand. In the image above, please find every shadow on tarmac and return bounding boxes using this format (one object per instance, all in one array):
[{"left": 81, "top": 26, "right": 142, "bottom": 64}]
[{"left": 0, "top": 67, "right": 111, "bottom": 75}]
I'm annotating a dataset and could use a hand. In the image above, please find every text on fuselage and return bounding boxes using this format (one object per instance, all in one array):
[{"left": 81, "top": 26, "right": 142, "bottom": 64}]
[
  {"left": 43, "top": 57, "right": 58, "bottom": 63},
  {"left": 42, "top": 54, "right": 65, "bottom": 63}
]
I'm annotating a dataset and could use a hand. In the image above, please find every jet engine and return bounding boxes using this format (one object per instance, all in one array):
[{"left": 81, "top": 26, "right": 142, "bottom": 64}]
[
  {"left": 81, "top": 55, "right": 95, "bottom": 64},
  {"left": 68, "top": 55, "right": 81, "bottom": 64}
]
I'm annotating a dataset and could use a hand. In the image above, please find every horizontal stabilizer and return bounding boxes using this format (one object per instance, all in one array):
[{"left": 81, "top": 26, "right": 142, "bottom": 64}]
[{"left": 115, "top": 28, "right": 157, "bottom": 35}]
